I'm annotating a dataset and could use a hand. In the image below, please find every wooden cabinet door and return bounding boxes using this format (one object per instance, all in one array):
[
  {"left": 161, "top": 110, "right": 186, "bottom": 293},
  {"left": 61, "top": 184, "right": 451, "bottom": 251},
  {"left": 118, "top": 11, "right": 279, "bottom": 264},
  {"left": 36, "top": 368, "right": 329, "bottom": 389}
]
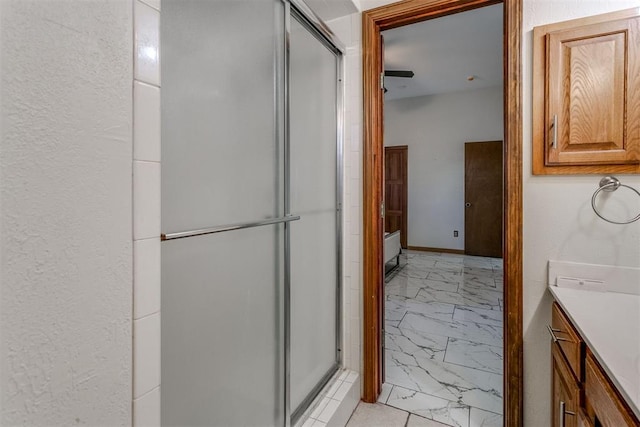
[
  {"left": 546, "top": 16, "right": 640, "bottom": 167},
  {"left": 552, "top": 344, "right": 580, "bottom": 427},
  {"left": 584, "top": 352, "right": 639, "bottom": 427},
  {"left": 577, "top": 409, "right": 594, "bottom": 427},
  {"left": 533, "top": 8, "right": 640, "bottom": 174}
]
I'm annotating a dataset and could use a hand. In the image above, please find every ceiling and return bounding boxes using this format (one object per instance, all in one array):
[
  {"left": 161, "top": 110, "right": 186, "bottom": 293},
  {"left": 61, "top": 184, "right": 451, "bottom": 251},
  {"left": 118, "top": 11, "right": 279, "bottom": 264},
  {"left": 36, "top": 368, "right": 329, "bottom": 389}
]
[
  {"left": 304, "top": 0, "right": 358, "bottom": 22},
  {"left": 383, "top": 3, "right": 503, "bottom": 100}
]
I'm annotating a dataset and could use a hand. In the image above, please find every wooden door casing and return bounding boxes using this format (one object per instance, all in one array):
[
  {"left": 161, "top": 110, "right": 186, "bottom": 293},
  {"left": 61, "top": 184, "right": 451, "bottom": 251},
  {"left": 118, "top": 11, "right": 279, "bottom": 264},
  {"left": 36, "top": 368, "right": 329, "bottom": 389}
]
[
  {"left": 384, "top": 146, "right": 408, "bottom": 248},
  {"left": 362, "top": 1, "right": 523, "bottom": 424},
  {"left": 464, "top": 141, "right": 503, "bottom": 258}
]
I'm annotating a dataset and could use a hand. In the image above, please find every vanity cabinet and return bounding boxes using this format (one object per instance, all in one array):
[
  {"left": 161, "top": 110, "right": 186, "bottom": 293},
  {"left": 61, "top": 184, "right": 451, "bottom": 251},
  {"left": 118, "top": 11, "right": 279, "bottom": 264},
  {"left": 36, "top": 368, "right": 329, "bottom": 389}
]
[
  {"left": 577, "top": 409, "right": 593, "bottom": 427},
  {"left": 533, "top": 8, "right": 640, "bottom": 175},
  {"left": 549, "top": 302, "right": 640, "bottom": 427},
  {"left": 550, "top": 303, "right": 583, "bottom": 427},
  {"left": 584, "top": 353, "right": 639, "bottom": 426},
  {"left": 552, "top": 345, "right": 580, "bottom": 427}
]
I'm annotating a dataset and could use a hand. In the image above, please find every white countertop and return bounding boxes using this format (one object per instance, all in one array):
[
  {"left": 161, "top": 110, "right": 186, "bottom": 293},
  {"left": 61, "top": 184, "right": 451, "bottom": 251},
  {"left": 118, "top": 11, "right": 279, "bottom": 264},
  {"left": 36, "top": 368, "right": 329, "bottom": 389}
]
[{"left": 549, "top": 286, "right": 640, "bottom": 420}]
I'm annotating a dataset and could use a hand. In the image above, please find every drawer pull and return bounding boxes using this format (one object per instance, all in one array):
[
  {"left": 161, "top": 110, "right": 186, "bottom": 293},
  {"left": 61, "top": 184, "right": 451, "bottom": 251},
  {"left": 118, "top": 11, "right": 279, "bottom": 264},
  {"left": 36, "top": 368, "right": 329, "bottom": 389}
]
[
  {"left": 547, "top": 324, "right": 571, "bottom": 342},
  {"left": 559, "top": 401, "right": 576, "bottom": 427},
  {"left": 551, "top": 114, "right": 558, "bottom": 149}
]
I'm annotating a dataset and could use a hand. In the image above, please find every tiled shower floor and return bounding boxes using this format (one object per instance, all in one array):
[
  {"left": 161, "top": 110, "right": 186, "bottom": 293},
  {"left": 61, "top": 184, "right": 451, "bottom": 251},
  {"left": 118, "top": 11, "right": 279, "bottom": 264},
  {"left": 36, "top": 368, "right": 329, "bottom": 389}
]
[{"left": 379, "top": 250, "right": 504, "bottom": 427}]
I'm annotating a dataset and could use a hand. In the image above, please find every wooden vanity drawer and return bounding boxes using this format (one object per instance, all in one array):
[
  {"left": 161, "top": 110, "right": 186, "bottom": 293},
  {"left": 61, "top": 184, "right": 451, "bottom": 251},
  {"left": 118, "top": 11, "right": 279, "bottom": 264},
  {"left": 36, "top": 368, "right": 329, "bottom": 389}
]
[
  {"left": 552, "top": 344, "right": 581, "bottom": 427},
  {"left": 577, "top": 408, "right": 593, "bottom": 427},
  {"left": 584, "top": 351, "right": 639, "bottom": 427},
  {"left": 550, "top": 303, "right": 583, "bottom": 379}
]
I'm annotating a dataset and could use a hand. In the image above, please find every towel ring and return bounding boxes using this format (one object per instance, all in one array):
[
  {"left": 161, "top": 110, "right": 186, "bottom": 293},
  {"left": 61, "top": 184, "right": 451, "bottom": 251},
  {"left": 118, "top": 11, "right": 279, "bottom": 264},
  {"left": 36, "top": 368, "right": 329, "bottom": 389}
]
[{"left": 591, "top": 176, "right": 640, "bottom": 225}]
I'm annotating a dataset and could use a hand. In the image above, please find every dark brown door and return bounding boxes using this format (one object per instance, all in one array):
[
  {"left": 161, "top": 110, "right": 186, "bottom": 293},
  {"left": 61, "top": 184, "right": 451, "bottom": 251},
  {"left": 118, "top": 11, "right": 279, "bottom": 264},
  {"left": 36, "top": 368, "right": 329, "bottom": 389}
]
[
  {"left": 384, "top": 146, "right": 408, "bottom": 248},
  {"left": 464, "top": 141, "right": 503, "bottom": 257}
]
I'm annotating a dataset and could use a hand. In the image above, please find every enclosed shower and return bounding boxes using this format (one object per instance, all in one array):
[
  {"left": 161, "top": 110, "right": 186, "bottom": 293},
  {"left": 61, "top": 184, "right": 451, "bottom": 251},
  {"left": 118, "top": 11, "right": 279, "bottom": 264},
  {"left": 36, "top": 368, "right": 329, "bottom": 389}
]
[{"left": 160, "top": 0, "right": 344, "bottom": 425}]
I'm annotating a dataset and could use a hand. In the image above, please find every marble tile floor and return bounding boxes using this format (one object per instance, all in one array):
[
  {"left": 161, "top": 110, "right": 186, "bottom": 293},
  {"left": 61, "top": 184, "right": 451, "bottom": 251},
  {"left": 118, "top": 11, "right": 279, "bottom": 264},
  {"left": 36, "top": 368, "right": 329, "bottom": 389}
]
[
  {"left": 346, "top": 402, "right": 451, "bottom": 427},
  {"left": 380, "top": 250, "right": 504, "bottom": 427}
]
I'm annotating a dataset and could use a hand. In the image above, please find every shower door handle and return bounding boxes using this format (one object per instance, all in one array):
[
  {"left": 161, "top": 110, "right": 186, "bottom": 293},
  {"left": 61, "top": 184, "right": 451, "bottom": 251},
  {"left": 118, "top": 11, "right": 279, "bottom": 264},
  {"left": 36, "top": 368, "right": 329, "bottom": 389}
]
[{"left": 161, "top": 215, "right": 301, "bottom": 241}]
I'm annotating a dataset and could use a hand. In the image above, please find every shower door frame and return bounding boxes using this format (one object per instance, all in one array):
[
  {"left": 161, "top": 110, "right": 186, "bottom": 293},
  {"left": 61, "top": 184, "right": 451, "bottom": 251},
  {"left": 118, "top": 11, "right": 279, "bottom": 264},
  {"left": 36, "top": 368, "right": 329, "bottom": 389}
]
[
  {"left": 160, "top": 0, "right": 345, "bottom": 425},
  {"left": 284, "top": 1, "right": 346, "bottom": 425}
]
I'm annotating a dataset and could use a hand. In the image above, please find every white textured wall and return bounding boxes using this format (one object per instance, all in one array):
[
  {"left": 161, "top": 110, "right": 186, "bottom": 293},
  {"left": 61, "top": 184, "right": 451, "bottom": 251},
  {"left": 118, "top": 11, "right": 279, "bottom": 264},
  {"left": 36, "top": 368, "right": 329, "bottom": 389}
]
[
  {"left": 0, "top": 1, "right": 133, "bottom": 425},
  {"left": 384, "top": 87, "right": 504, "bottom": 250},
  {"left": 522, "top": 1, "right": 640, "bottom": 425}
]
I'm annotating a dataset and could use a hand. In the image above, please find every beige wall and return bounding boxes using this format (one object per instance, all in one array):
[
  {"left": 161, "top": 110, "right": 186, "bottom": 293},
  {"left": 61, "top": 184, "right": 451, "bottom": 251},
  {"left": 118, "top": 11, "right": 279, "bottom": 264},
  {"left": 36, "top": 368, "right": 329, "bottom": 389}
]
[{"left": 385, "top": 86, "right": 504, "bottom": 251}]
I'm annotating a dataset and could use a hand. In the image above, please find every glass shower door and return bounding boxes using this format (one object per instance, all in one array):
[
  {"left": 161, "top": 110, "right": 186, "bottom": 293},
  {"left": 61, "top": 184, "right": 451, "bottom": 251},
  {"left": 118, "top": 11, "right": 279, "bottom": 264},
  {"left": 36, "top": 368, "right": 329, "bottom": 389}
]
[
  {"left": 161, "top": 0, "right": 286, "bottom": 425},
  {"left": 161, "top": 1, "right": 343, "bottom": 425},
  {"left": 289, "top": 11, "right": 342, "bottom": 420}
]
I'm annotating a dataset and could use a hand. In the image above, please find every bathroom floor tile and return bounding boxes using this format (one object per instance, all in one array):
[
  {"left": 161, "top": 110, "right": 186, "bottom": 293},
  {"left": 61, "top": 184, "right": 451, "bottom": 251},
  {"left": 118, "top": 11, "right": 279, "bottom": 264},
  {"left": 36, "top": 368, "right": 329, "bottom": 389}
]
[
  {"left": 381, "top": 250, "right": 504, "bottom": 426},
  {"left": 345, "top": 402, "right": 409, "bottom": 427}
]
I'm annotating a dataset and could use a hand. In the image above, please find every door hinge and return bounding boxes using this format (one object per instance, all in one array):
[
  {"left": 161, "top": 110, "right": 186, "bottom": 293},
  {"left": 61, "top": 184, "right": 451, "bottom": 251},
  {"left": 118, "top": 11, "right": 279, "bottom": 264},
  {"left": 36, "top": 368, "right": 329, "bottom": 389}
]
[
  {"left": 381, "top": 202, "right": 385, "bottom": 218},
  {"left": 380, "top": 72, "right": 385, "bottom": 90}
]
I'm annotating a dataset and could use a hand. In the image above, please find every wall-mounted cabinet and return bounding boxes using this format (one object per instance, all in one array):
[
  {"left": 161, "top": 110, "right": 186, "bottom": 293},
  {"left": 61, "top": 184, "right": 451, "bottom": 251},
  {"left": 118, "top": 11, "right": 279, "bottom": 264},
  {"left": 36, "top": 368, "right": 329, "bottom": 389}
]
[{"left": 533, "top": 8, "right": 640, "bottom": 175}]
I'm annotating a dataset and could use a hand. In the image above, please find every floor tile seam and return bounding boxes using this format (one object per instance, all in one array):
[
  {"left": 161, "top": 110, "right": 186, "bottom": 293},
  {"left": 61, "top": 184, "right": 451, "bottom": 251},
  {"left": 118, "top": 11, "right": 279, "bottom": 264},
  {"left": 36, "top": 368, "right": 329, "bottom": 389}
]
[
  {"left": 422, "top": 277, "right": 464, "bottom": 286},
  {"left": 388, "top": 344, "right": 503, "bottom": 379},
  {"left": 385, "top": 383, "right": 473, "bottom": 411},
  {"left": 411, "top": 299, "right": 499, "bottom": 314},
  {"left": 386, "top": 379, "right": 502, "bottom": 416},
  {"left": 468, "top": 405, "right": 503, "bottom": 417},
  {"left": 454, "top": 293, "right": 501, "bottom": 304},
  {"left": 444, "top": 336, "right": 451, "bottom": 362},
  {"left": 450, "top": 307, "right": 505, "bottom": 327},
  {"left": 463, "top": 274, "right": 497, "bottom": 279},
  {"left": 425, "top": 271, "right": 463, "bottom": 279},
  {"left": 456, "top": 283, "right": 500, "bottom": 292},
  {"left": 384, "top": 333, "right": 449, "bottom": 355},
  {"left": 399, "top": 310, "right": 503, "bottom": 333},
  {"left": 461, "top": 269, "right": 502, "bottom": 277},
  {"left": 440, "top": 335, "right": 505, "bottom": 350},
  {"left": 440, "top": 355, "right": 504, "bottom": 376},
  {"left": 393, "top": 301, "right": 456, "bottom": 316},
  {"left": 397, "top": 313, "right": 459, "bottom": 330},
  {"left": 454, "top": 286, "right": 504, "bottom": 298},
  {"left": 387, "top": 330, "right": 503, "bottom": 353}
]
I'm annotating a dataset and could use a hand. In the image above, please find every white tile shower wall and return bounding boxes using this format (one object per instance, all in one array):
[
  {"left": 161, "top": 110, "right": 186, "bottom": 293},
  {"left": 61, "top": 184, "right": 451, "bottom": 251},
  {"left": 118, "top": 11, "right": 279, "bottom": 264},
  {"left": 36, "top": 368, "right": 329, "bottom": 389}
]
[
  {"left": 133, "top": 0, "right": 161, "bottom": 424},
  {"left": 297, "top": 370, "right": 361, "bottom": 427},
  {"left": 133, "top": 386, "right": 161, "bottom": 427},
  {"left": 327, "top": 13, "right": 363, "bottom": 379},
  {"left": 134, "top": 0, "right": 160, "bottom": 86}
]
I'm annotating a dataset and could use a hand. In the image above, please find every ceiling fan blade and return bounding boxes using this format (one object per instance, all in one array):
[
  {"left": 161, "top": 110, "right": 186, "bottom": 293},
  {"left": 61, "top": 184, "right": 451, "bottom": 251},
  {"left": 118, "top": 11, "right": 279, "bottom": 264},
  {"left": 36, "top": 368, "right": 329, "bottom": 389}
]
[{"left": 384, "top": 70, "right": 414, "bottom": 78}]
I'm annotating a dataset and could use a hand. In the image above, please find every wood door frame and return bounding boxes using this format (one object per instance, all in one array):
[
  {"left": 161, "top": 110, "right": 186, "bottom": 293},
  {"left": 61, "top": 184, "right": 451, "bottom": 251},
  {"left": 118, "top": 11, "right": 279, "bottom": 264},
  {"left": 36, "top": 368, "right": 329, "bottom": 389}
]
[
  {"left": 362, "top": 0, "right": 523, "bottom": 425},
  {"left": 384, "top": 145, "right": 408, "bottom": 248}
]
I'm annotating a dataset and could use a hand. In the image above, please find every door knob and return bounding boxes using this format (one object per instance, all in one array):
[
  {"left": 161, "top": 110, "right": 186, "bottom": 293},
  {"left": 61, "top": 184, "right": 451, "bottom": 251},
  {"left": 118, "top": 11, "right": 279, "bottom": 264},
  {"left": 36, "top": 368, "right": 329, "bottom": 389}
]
[{"left": 465, "top": 202, "right": 472, "bottom": 208}]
